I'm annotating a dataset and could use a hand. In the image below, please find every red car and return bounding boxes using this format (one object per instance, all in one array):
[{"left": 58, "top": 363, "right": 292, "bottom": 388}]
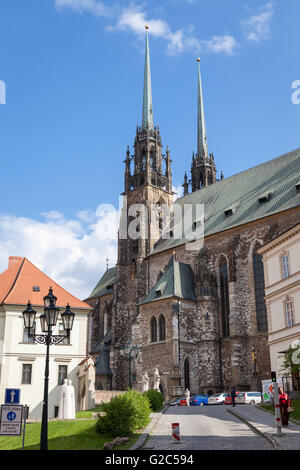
[{"left": 224, "top": 392, "right": 240, "bottom": 405}]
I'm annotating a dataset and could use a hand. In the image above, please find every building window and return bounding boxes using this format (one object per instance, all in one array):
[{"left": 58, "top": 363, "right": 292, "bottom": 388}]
[
  {"left": 23, "top": 325, "right": 35, "bottom": 343},
  {"left": 22, "top": 364, "right": 32, "bottom": 384},
  {"left": 58, "top": 365, "right": 68, "bottom": 385},
  {"left": 59, "top": 323, "right": 70, "bottom": 345},
  {"left": 150, "top": 317, "right": 157, "bottom": 343},
  {"left": 159, "top": 315, "right": 166, "bottom": 341},
  {"left": 54, "top": 406, "right": 59, "bottom": 418},
  {"left": 253, "top": 248, "right": 268, "bottom": 333},
  {"left": 219, "top": 256, "right": 230, "bottom": 337},
  {"left": 285, "top": 300, "right": 294, "bottom": 328},
  {"left": 184, "top": 358, "right": 190, "bottom": 390},
  {"left": 282, "top": 254, "right": 290, "bottom": 279}
]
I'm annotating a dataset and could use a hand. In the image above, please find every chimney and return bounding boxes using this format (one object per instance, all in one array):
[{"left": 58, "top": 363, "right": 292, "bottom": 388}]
[{"left": 8, "top": 256, "right": 23, "bottom": 269}]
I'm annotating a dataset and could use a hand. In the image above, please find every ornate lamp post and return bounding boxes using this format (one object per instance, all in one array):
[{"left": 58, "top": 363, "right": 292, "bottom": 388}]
[
  {"left": 120, "top": 341, "right": 139, "bottom": 389},
  {"left": 22, "top": 287, "right": 75, "bottom": 451}
]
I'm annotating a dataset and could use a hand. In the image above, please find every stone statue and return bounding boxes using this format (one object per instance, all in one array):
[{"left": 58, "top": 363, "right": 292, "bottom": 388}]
[
  {"left": 142, "top": 371, "right": 149, "bottom": 393},
  {"left": 58, "top": 379, "right": 70, "bottom": 420},
  {"left": 153, "top": 367, "right": 160, "bottom": 391},
  {"left": 68, "top": 379, "right": 76, "bottom": 419},
  {"left": 58, "top": 379, "right": 76, "bottom": 420}
]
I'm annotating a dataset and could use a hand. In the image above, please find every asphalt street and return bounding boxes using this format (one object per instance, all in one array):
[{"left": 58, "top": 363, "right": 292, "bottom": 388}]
[{"left": 143, "top": 405, "right": 273, "bottom": 450}]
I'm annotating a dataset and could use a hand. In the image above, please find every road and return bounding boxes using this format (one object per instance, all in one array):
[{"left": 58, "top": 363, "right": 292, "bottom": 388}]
[{"left": 143, "top": 404, "right": 273, "bottom": 450}]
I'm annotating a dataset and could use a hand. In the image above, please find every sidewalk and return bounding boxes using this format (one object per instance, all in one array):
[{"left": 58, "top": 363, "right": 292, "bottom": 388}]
[
  {"left": 228, "top": 405, "right": 300, "bottom": 450},
  {"left": 130, "top": 406, "right": 168, "bottom": 450}
]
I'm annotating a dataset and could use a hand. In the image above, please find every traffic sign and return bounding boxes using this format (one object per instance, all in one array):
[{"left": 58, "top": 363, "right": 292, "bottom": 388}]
[
  {"left": 4, "top": 388, "right": 21, "bottom": 404},
  {"left": 0, "top": 405, "right": 23, "bottom": 436}
]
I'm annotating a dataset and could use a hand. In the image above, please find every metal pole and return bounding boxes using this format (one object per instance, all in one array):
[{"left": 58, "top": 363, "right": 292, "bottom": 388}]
[
  {"left": 273, "top": 382, "right": 282, "bottom": 436},
  {"left": 22, "top": 405, "right": 29, "bottom": 450},
  {"left": 40, "top": 328, "right": 51, "bottom": 450}
]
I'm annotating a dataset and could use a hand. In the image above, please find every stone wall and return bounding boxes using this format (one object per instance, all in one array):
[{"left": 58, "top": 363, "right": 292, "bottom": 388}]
[{"left": 95, "top": 390, "right": 127, "bottom": 405}]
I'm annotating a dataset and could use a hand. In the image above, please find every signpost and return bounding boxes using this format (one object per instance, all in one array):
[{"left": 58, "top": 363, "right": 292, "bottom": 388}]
[{"left": 0, "top": 404, "right": 23, "bottom": 436}]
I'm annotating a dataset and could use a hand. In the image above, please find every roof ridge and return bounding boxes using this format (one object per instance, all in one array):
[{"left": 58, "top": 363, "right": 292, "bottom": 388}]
[{"left": 1, "top": 257, "right": 25, "bottom": 304}]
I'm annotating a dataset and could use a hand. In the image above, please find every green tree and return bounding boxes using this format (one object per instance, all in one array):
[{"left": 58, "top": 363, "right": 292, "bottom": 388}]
[{"left": 280, "top": 345, "right": 300, "bottom": 376}]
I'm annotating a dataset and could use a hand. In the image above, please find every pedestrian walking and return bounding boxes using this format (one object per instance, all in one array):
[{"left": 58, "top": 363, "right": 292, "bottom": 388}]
[
  {"left": 184, "top": 388, "right": 190, "bottom": 407},
  {"left": 278, "top": 386, "right": 290, "bottom": 426},
  {"left": 230, "top": 385, "right": 236, "bottom": 407}
]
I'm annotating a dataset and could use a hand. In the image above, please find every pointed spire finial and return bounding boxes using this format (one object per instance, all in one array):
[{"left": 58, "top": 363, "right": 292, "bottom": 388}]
[
  {"left": 142, "top": 25, "right": 153, "bottom": 132},
  {"left": 197, "top": 57, "right": 208, "bottom": 161}
]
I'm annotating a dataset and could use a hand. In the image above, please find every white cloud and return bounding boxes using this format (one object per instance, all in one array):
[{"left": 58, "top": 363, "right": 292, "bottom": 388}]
[
  {"left": 54, "top": 0, "right": 238, "bottom": 56},
  {"left": 55, "top": 0, "right": 114, "bottom": 17},
  {"left": 0, "top": 205, "right": 119, "bottom": 300},
  {"left": 242, "top": 2, "right": 274, "bottom": 43}
]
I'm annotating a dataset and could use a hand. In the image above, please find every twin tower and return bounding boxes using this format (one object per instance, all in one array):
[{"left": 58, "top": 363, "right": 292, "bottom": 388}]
[{"left": 123, "top": 26, "right": 218, "bottom": 200}]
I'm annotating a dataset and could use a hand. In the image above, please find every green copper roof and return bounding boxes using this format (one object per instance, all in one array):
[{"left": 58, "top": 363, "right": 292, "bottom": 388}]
[
  {"left": 142, "top": 28, "right": 153, "bottom": 131},
  {"left": 140, "top": 256, "right": 196, "bottom": 305},
  {"left": 86, "top": 267, "right": 116, "bottom": 300},
  {"left": 197, "top": 59, "right": 208, "bottom": 159},
  {"left": 152, "top": 148, "right": 300, "bottom": 255}
]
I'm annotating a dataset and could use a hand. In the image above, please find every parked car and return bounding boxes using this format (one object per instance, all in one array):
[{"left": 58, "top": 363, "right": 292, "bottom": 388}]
[
  {"left": 179, "top": 396, "right": 193, "bottom": 406},
  {"left": 167, "top": 397, "right": 182, "bottom": 406},
  {"left": 224, "top": 392, "right": 241, "bottom": 405},
  {"left": 190, "top": 394, "right": 209, "bottom": 406},
  {"left": 235, "top": 392, "right": 262, "bottom": 405},
  {"left": 208, "top": 393, "right": 228, "bottom": 405}
]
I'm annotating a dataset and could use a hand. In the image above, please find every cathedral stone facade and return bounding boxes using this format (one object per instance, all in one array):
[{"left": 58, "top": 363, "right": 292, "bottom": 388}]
[{"left": 85, "top": 28, "right": 300, "bottom": 400}]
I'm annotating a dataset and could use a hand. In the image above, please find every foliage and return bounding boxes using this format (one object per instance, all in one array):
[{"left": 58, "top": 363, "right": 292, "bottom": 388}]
[
  {"left": 144, "top": 389, "right": 164, "bottom": 412},
  {"left": 280, "top": 345, "right": 300, "bottom": 376},
  {"left": 96, "top": 389, "right": 151, "bottom": 437}
]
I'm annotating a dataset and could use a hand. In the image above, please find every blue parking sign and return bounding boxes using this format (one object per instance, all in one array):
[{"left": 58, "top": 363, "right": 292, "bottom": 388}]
[{"left": 4, "top": 389, "right": 21, "bottom": 405}]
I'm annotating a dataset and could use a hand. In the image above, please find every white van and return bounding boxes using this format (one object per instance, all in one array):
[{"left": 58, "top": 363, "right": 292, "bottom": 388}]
[{"left": 235, "top": 392, "right": 262, "bottom": 405}]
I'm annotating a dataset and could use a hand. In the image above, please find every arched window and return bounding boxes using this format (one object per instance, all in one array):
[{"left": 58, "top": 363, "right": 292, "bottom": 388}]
[
  {"left": 184, "top": 358, "right": 190, "bottom": 390},
  {"left": 151, "top": 316, "right": 157, "bottom": 343},
  {"left": 253, "top": 246, "right": 268, "bottom": 332},
  {"left": 219, "top": 255, "right": 230, "bottom": 337},
  {"left": 159, "top": 315, "right": 166, "bottom": 341}
]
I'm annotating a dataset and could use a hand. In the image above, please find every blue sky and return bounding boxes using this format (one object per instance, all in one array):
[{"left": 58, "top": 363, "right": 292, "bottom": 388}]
[{"left": 0, "top": 0, "right": 299, "bottom": 299}]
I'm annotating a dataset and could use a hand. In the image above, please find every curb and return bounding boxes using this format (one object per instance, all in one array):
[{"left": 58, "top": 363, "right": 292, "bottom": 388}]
[
  {"left": 256, "top": 404, "right": 300, "bottom": 426},
  {"left": 226, "top": 408, "right": 278, "bottom": 449},
  {"left": 130, "top": 405, "right": 169, "bottom": 450}
]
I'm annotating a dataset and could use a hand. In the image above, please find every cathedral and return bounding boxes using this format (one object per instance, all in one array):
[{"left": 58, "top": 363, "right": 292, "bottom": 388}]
[{"left": 85, "top": 27, "right": 300, "bottom": 399}]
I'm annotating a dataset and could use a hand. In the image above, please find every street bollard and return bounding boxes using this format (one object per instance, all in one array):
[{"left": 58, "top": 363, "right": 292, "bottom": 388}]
[
  {"left": 171, "top": 423, "right": 180, "bottom": 443},
  {"left": 273, "top": 382, "right": 282, "bottom": 436}
]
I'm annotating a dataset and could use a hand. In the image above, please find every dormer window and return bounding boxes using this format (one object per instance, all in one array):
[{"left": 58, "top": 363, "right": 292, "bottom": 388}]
[
  {"left": 296, "top": 181, "right": 300, "bottom": 192},
  {"left": 224, "top": 202, "right": 240, "bottom": 217},
  {"left": 155, "top": 290, "right": 161, "bottom": 298},
  {"left": 33, "top": 286, "right": 40, "bottom": 292},
  {"left": 106, "top": 284, "right": 113, "bottom": 291},
  {"left": 258, "top": 191, "right": 273, "bottom": 204}
]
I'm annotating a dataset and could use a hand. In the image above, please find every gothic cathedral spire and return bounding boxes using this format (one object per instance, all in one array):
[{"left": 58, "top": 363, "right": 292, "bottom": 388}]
[
  {"left": 142, "top": 25, "right": 153, "bottom": 132},
  {"left": 183, "top": 58, "right": 217, "bottom": 195}
]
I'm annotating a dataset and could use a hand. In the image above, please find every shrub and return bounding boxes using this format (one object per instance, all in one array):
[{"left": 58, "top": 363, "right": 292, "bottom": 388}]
[
  {"left": 96, "top": 389, "right": 151, "bottom": 437},
  {"left": 144, "top": 389, "right": 164, "bottom": 412}
]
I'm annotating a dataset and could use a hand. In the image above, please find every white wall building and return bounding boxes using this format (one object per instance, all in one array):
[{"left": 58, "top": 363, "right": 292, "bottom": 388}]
[
  {"left": 0, "top": 256, "right": 91, "bottom": 419},
  {"left": 258, "top": 224, "right": 300, "bottom": 388}
]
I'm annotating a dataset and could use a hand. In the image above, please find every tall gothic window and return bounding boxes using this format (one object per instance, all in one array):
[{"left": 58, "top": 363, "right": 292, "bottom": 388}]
[
  {"left": 150, "top": 316, "right": 157, "bottom": 343},
  {"left": 159, "top": 315, "right": 166, "bottom": 341},
  {"left": 184, "top": 358, "right": 190, "bottom": 390},
  {"left": 253, "top": 247, "right": 268, "bottom": 332},
  {"left": 219, "top": 255, "right": 230, "bottom": 337}
]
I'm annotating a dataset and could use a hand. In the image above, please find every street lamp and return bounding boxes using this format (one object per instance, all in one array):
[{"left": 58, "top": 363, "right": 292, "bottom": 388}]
[
  {"left": 22, "top": 287, "right": 75, "bottom": 451},
  {"left": 120, "top": 341, "right": 139, "bottom": 389}
]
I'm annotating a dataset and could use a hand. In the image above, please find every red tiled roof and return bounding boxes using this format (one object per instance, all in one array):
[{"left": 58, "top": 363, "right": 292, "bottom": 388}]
[{"left": 0, "top": 257, "right": 91, "bottom": 310}]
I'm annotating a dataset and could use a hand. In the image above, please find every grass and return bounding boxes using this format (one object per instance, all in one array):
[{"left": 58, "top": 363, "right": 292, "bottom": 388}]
[
  {"left": 75, "top": 405, "right": 105, "bottom": 419},
  {"left": 260, "top": 399, "right": 300, "bottom": 421},
  {"left": 0, "top": 419, "right": 140, "bottom": 450}
]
